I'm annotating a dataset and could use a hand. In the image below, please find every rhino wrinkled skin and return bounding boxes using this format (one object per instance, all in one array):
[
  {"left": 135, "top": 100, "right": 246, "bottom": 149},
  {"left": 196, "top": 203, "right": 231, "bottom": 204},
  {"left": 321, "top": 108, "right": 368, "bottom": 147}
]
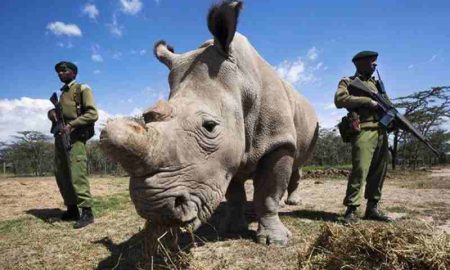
[{"left": 100, "top": 0, "right": 318, "bottom": 246}]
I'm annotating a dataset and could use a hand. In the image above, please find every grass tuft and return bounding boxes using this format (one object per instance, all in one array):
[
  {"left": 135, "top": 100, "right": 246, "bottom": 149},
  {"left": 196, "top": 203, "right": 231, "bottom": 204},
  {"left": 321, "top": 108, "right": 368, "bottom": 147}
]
[
  {"left": 0, "top": 217, "right": 30, "bottom": 234},
  {"left": 299, "top": 222, "right": 450, "bottom": 270},
  {"left": 92, "top": 192, "right": 131, "bottom": 217}
]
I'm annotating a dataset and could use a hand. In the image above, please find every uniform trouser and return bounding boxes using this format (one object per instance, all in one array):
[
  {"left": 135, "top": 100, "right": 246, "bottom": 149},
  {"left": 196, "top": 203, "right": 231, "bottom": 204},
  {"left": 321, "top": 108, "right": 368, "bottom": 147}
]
[
  {"left": 343, "top": 128, "right": 388, "bottom": 207},
  {"left": 54, "top": 137, "right": 92, "bottom": 208}
]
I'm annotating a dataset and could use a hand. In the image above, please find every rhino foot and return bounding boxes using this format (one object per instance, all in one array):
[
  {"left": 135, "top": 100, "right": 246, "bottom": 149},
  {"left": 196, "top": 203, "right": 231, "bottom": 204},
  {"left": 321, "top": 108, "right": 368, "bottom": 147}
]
[
  {"left": 285, "top": 191, "right": 301, "bottom": 205},
  {"left": 279, "top": 199, "right": 286, "bottom": 208},
  {"left": 256, "top": 215, "right": 291, "bottom": 246}
]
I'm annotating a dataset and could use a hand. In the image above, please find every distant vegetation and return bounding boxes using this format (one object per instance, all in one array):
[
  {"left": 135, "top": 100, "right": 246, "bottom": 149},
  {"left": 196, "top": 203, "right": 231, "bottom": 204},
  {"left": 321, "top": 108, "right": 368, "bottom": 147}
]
[{"left": 0, "top": 87, "right": 448, "bottom": 177}]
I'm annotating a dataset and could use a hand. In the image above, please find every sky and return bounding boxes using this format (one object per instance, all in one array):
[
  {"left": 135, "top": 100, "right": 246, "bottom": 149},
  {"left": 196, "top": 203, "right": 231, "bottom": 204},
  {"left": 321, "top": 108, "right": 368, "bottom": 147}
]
[{"left": 0, "top": 0, "right": 449, "bottom": 142}]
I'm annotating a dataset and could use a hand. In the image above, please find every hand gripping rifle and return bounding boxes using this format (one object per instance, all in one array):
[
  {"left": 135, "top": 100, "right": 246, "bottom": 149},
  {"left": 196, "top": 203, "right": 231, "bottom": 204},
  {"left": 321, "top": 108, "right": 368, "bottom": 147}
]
[
  {"left": 347, "top": 73, "right": 440, "bottom": 156},
  {"left": 50, "top": 92, "right": 71, "bottom": 152}
]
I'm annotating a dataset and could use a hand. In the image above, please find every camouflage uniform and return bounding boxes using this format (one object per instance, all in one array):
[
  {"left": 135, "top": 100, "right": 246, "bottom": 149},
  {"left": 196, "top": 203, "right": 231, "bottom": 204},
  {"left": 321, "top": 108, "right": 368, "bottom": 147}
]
[
  {"left": 335, "top": 74, "right": 389, "bottom": 208},
  {"left": 50, "top": 80, "right": 98, "bottom": 208}
]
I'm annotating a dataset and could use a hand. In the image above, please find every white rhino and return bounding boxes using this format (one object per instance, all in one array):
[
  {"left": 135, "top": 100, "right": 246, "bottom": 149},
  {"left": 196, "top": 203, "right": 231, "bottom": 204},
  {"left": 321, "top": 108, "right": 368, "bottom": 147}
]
[{"left": 100, "top": 0, "right": 318, "bottom": 245}]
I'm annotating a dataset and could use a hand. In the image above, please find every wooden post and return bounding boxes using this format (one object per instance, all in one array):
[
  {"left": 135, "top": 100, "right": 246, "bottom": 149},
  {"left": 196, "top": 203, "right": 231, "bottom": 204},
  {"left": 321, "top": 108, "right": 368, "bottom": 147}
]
[{"left": 3, "top": 162, "right": 5, "bottom": 177}]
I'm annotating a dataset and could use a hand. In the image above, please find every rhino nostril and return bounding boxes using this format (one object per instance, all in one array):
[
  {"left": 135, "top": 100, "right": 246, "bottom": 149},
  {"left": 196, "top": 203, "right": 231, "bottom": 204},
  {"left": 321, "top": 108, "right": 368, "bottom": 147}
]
[
  {"left": 143, "top": 100, "right": 173, "bottom": 123},
  {"left": 174, "top": 195, "right": 187, "bottom": 208}
]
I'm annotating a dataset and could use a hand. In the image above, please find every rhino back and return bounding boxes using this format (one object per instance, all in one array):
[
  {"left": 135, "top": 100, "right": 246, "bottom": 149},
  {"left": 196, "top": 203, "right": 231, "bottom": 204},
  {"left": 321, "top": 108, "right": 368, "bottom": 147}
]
[
  {"left": 281, "top": 80, "right": 319, "bottom": 166},
  {"left": 232, "top": 33, "right": 318, "bottom": 172}
]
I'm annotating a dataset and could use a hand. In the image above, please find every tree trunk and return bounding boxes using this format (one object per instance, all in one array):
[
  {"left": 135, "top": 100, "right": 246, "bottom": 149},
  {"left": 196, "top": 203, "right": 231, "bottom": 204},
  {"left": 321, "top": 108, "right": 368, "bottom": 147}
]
[{"left": 391, "top": 131, "right": 399, "bottom": 170}]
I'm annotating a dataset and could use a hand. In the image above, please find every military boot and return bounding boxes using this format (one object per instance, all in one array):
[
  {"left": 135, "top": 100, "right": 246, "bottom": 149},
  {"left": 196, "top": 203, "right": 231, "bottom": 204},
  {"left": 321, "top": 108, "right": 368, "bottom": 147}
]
[
  {"left": 61, "top": 205, "right": 80, "bottom": 221},
  {"left": 73, "top": 207, "right": 94, "bottom": 229},
  {"left": 343, "top": 206, "right": 359, "bottom": 225},
  {"left": 364, "top": 201, "right": 392, "bottom": 222}
]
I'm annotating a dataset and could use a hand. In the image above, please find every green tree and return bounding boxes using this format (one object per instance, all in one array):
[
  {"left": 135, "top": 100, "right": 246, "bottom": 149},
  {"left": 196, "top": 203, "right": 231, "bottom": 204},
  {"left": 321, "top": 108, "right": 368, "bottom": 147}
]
[
  {"left": 309, "top": 127, "right": 351, "bottom": 166},
  {"left": 3, "top": 131, "right": 53, "bottom": 176},
  {"left": 86, "top": 140, "right": 123, "bottom": 175},
  {"left": 391, "top": 86, "right": 450, "bottom": 168}
]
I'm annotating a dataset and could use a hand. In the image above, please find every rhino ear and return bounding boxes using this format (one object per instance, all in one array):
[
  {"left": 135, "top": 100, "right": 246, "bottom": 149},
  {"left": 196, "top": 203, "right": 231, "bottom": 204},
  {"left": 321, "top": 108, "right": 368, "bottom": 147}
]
[
  {"left": 154, "top": 40, "right": 178, "bottom": 69},
  {"left": 207, "top": 0, "right": 243, "bottom": 54}
]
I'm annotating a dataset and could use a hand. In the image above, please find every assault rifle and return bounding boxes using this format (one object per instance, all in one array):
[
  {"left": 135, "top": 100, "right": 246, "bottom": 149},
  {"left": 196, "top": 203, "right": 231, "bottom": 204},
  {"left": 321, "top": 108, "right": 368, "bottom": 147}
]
[
  {"left": 50, "top": 92, "right": 71, "bottom": 152},
  {"left": 348, "top": 77, "right": 440, "bottom": 156}
]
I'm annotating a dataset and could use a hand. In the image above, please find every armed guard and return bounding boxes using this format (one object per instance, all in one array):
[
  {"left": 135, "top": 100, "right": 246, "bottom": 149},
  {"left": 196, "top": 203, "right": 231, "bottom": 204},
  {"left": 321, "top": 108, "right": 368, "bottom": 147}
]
[
  {"left": 48, "top": 61, "right": 98, "bottom": 229},
  {"left": 335, "top": 51, "right": 392, "bottom": 224}
]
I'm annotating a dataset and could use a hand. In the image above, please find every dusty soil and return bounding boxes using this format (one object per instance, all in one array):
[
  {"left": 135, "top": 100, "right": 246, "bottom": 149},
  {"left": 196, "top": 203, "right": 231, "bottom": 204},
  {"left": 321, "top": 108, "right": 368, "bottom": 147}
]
[
  {"left": 0, "top": 167, "right": 448, "bottom": 269},
  {"left": 281, "top": 167, "right": 450, "bottom": 232},
  {"left": 188, "top": 167, "right": 450, "bottom": 270},
  {"left": 0, "top": 176, "right": 128, "bottom": 220}
]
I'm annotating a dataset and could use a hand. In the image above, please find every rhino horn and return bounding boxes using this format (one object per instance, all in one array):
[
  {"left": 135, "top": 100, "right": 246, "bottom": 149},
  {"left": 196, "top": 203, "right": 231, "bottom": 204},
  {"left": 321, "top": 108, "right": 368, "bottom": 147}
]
[
  {"left": 143, "top": 100, "right": 174, "bottom": 123},
  {"left": 207, "top": 0, "right": 243, "bottom": 54},
  {"left": 154, "top": 40, "right": 179, "bottom": 69},
  {"left": 100, "top": 118, "right": 160, "bottom": 176}
]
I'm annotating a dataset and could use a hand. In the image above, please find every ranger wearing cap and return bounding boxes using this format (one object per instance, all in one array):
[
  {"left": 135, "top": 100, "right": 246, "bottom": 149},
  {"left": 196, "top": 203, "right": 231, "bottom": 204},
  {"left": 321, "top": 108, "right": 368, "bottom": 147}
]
[
  {"left": 334, "top": 51, "right": 392, "bottom": 224},
  {"left": 48, "top": 61, "right": 98, "bottom": 229}
]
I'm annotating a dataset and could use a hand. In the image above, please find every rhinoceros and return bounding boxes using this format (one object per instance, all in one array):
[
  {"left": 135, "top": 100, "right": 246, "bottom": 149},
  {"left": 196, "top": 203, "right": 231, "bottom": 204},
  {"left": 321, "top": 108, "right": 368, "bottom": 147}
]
[{"left": 100, "top": 0, "right": 318, "bottom": 245}]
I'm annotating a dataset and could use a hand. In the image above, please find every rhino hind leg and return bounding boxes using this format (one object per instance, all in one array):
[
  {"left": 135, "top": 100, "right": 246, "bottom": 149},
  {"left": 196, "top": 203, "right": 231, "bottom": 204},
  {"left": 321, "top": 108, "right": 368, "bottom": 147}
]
[
  {"left": 220, "top": 180, "right": 248, "bottom": 234},
  {"left": 253, "top": 147, "right": 293, "bottom": 246},
  {"left": 285, "top": 168, "right": 302, "bottom": 205}
]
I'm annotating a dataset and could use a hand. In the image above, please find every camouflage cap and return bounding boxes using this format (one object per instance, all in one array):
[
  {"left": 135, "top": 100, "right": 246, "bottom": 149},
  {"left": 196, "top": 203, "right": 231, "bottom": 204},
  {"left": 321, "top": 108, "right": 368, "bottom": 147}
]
[
  {"left": 55, "top": 61, "right": 78, "bottom": 74},
  {"left": 352, "top": 51, "right": 378, "bottom": 62}
]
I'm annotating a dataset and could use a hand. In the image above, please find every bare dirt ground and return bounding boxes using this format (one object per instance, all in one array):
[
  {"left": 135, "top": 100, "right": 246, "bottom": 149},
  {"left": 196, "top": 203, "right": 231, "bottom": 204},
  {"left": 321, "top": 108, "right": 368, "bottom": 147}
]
[
  {"left": 188, "top": 167, "right": 450, "bottom": 269},
  {"left": 0, "top": 167, "right": 449, "bottom": 269},
  {"left": 0, "top": 176, "right": 128, "bottom": 220},
  {"left": 281, "top": 167, "right": 450, "bottom": 233}
]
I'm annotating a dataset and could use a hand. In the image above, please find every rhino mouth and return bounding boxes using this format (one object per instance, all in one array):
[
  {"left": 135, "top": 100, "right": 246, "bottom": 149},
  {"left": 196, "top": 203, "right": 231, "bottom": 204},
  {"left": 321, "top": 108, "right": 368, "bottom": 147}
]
[{"left": 129, "top": 175, "right": 219, "bottom": 228}]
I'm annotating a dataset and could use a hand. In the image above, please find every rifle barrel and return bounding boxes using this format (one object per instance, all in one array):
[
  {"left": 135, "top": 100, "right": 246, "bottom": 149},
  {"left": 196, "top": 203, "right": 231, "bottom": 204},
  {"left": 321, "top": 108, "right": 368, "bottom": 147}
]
[{"left": 348, "top": 78, "right": 440, "bottom": 157}]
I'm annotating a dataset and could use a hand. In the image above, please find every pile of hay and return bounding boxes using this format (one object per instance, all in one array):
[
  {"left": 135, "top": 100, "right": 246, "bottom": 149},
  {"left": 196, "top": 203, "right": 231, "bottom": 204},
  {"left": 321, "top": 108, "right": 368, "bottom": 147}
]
[
  {"left": 299, "top": 222, "right": 449, "bottom": 270},
  {"left": 142, "top": 221, "right": 192, "bottom": 269},
  {"left": 304, "top": 169, "right": 350, "bottom": 179}
]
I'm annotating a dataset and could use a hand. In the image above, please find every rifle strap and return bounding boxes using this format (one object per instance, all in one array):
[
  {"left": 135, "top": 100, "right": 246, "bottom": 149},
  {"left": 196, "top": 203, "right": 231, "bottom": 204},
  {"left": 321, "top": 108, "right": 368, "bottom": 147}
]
[
  {"left": 74, "top": 84, "right": 83, "bottom": 117},
  {"left": 376, "top": 80, "right": 386, "bottom": 95},
  {"left": 72, "top": 84, "right": 95, "bottom": 141}
]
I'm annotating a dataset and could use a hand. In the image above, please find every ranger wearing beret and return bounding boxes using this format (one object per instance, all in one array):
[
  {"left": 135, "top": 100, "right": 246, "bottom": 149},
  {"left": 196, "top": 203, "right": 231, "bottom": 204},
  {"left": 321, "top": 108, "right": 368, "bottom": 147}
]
[
  {"left": 48, "top": 61, "right": 98, "bottom": 229},
  {"left": 334, "top": 51, "right": 392, "bottom": 224}
]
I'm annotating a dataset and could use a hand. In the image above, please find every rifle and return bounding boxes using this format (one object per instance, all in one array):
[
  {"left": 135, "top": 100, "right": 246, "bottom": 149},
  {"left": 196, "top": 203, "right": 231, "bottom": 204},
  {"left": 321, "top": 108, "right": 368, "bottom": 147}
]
[
  {"left": 50, "top": 92, "right": 71, "bottom": 152},
  {"left": 347, "top": 76, "right": 440, "bottom": 156}
]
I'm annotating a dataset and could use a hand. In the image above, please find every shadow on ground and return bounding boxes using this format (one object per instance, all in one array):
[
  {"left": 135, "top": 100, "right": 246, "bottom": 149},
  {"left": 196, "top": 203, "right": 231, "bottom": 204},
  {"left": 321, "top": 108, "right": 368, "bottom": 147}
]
[
  {"left": 94, "top": 201, "right": 257, "bottom": 269},
  {"left": 280, "top": 209, "right": 341, "bottom": 222},
  {"left": 94, "top": 232, "right": 147, "bottom": 270},
  {"left": 26, "top": 208, "right": 65, "bottom": 223},
  {"left": 25, "top": 205, "right": 341, "bottom": 268},
  {"left": 95, "top": 203, "right": 342, "bottom": 269},
  {"left": 94, "top": 202, "right": 340, "bottom": 269}
]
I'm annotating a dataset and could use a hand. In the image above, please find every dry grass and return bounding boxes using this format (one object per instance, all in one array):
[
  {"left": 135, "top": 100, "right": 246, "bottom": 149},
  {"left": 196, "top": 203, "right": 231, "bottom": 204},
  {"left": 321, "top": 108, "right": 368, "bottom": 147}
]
[
  {"left": 0, "top": 176, "right": 129, "bottom": 219},
  {"left": 142, "top": 222, "right": 192, "bottom": 270},
  {"left": 0, "top": 167, "right": 449, "bottom": 269},
  {"left": 388, "top": 167, "right": 450, "bottom": 189},
  {"left": 0, "top": 211, "right": 149, "bottom": 270},
  {"left": 299, "top": 222, "right": 450, "bottom": 270},
  {"left": 0, "top": 176, "right": 145, "bottom": 270}
]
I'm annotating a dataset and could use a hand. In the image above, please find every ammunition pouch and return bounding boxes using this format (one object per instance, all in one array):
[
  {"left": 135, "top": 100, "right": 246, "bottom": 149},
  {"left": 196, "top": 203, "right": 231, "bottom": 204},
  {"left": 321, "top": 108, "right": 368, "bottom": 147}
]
[
  {"left": 71, "top": 124, "right": 95, "bottom": 142},
  {"left": 338, "top": 111, "right": 361, "bottom": 143}
]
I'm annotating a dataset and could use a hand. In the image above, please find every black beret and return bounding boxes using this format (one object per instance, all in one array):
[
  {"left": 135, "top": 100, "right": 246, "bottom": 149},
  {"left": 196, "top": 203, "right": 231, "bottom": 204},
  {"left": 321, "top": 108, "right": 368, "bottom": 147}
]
[
  {"left": 55, "top": 61, "right": 78, "bottom": 74},
  {"left": 352, "top": 51, "right": 378, "bottom": 62}
]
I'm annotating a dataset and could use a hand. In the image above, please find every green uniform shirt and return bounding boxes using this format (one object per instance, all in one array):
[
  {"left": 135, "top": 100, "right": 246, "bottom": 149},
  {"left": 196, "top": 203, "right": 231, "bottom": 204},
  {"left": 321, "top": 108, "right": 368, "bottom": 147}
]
[
  {"left": 60, "top": 80, "right": 98, "bottom": 128},
  {"left": 334, "top": 74, "right": 380, "bottom": 129}
]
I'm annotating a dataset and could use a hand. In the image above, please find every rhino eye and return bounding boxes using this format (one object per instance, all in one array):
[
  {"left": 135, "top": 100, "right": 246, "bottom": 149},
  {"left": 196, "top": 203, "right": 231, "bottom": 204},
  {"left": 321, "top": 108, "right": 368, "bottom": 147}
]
[{"left": 202, "top": 120, "right": 218, "bottom": 132}]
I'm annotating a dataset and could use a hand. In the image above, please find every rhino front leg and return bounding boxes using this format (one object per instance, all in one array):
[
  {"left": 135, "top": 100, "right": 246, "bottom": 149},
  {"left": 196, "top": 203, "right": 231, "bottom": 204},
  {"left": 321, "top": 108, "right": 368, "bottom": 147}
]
[
  {"left": 220, "top": 180, "right": 248, "bottom": 234},
  {"left": 286, "top": 168, "right": 302, "bottom": 205},
  {"left": 253, "top": 147, "right": 293, "bottom": 246}
]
